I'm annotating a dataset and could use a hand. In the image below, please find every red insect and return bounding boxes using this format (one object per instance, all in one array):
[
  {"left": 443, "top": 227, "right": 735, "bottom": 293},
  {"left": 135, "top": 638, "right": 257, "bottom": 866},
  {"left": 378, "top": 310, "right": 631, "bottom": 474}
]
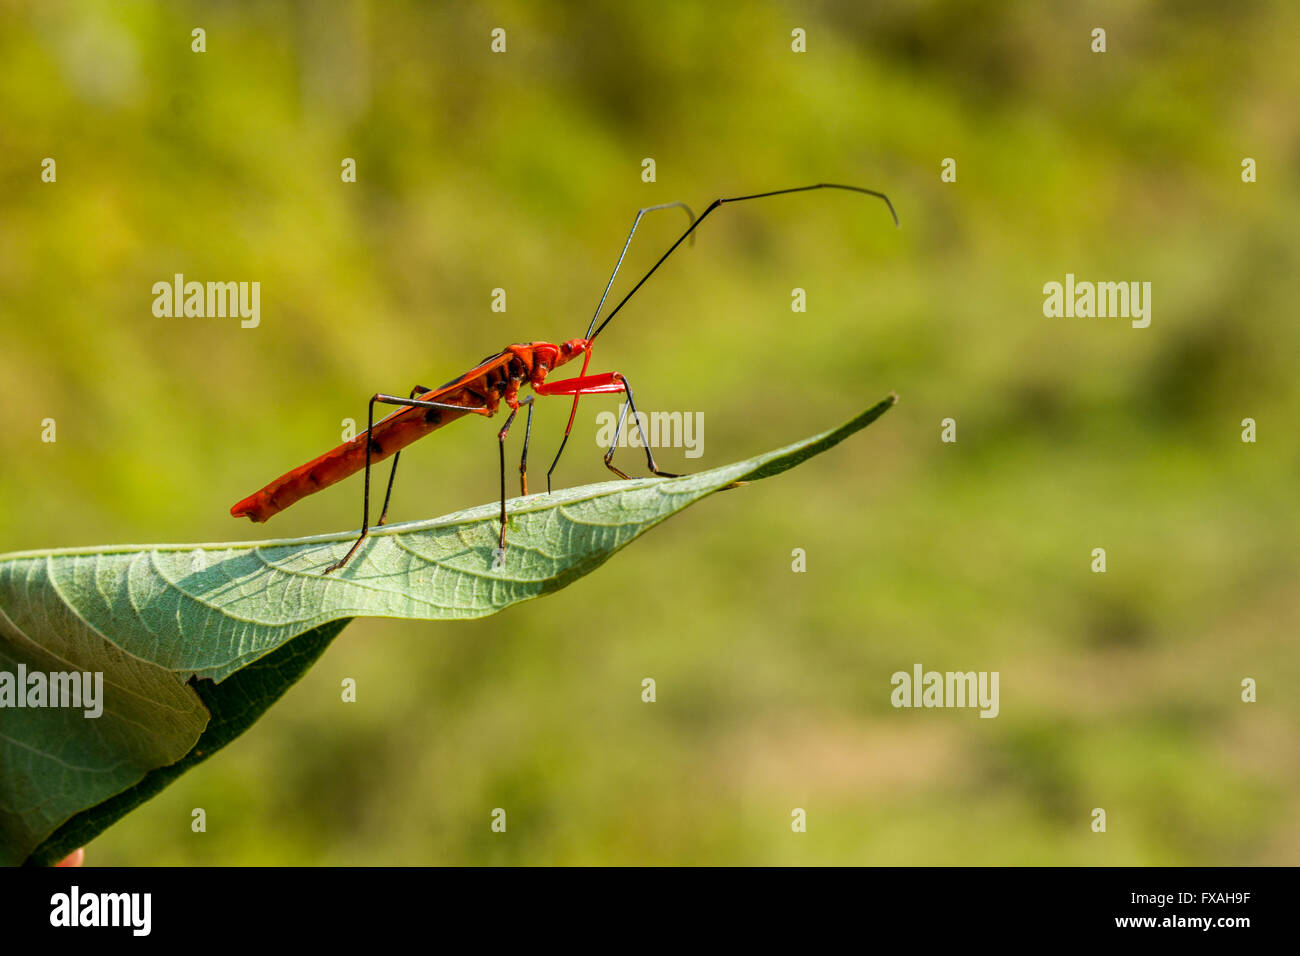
[{"left": 231, "top": 183, "right": 898, "bottom": 572}]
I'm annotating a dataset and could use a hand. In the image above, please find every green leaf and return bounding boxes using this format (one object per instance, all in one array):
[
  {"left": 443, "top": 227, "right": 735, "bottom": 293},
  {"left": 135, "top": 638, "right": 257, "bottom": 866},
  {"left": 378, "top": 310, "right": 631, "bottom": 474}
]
[
  {"left": 22, "top": 618, "right": 347, "bottom": 867},
  {"left": 0, "top": 395, "right": 895, "bottom": 865}
]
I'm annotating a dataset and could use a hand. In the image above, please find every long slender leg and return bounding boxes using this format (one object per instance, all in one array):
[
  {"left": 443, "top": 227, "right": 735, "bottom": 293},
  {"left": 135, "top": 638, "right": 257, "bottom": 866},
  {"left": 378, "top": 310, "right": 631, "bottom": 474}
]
[
  {"left": 601, "top": 374, "right": 680, "bottom": 480},
  {"left": 376, "top": 385, "right": 433, "bottom": 526},
  {"left": 543, "top": 360, "right": 617, "bottom": 492},
  {"left": 533, "top": 372, "right": 628, "bottom": 396},
  {"left": 534, "top": 372, "right": 684, "bottom": 480},
  {"left": 325, "top": 392, "right": 492, "bottom": 574},
  {"left": 518, "top": 396, "right": 534, "bottom": 496},
  {"left": 546, "top": 431, "right": 573, "bottom": 494},
  {"left": 496, "top": 405, "right": 518, "bottom": 550},
  {"left": 495, "top": 396, "right": 534, "bottom": 551}
]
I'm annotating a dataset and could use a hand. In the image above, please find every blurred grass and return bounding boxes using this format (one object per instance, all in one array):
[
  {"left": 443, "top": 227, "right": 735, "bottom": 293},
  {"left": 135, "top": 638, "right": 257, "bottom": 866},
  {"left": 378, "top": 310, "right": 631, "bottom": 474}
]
[{"left": 0, "top": 0, "right": 1297, "bottom": 864}]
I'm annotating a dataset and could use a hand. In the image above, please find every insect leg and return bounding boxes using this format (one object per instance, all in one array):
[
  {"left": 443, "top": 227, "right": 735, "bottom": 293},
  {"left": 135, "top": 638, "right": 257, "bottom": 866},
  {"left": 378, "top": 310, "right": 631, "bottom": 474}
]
[
  {"left": 325, "top": 392, "right": 493, "bottom": 574},
  {"left": 495, "top": 396, "right": 533, "bottom": 551},
  {"left": 545, "top": 428, "right": 572, "bottom": 495},
  {"left": 534, "top": 372, "right": 682, "bottom": 480},
  {"left": 518, "top": 396, "right": 535, "bottom": 496},
  {"left": 376, "top": 385, "right": 433, "bottom": 526},
  {"left": 533, "top": 372, "right": 628, "bottom": 396},
  {"left": 601, "top": 374, "right": 681, "bottom": 480}
]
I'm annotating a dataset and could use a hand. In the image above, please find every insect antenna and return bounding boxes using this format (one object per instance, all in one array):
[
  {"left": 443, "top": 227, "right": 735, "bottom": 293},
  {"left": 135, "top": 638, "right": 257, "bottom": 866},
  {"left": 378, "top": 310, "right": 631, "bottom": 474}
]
[
  {"left": 588, "top": 182, "right": 898, "bottom": 343},
  {"left": 584, "top": 201, "right": 697, "bottom": 340},
  {"left": 545, "top": 201, "right": 696, "bottom": 491},
  {"left": 547, "top": 183, "right": 897, "bottom": 490}
]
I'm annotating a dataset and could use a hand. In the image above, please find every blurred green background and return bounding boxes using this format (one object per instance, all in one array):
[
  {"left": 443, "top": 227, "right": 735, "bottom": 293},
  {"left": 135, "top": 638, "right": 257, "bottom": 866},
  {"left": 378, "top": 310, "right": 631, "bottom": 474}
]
[{"left": 1, "top": 0, "right": 1297, "bottom": 864}]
